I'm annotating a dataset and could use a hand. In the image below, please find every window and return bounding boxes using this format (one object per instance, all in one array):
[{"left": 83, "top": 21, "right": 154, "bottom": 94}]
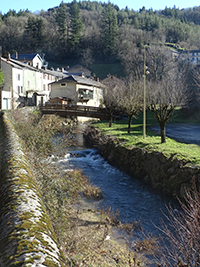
[
  {"left": 43, "top": 84, "right": 46, "bottom": 91},
  {"left": 78, "top": 88, "right": 93, "bottom": 99},
  {"left": 17, "top": 74, "right": 20, "bottom": 81},
  {"left": 17, "top": 86, "right": 20, "bottom": 94},
  {"left": 61, "top": 83, "right": 66, "bottom": 86}
]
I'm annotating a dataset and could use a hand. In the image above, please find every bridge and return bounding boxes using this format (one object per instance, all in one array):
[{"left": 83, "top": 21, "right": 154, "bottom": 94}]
[{"left": 39, "top": 103, "right": 109, "bottom": 120}]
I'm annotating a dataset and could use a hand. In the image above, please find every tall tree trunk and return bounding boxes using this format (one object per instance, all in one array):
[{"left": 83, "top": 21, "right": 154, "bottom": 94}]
[
  {"left": 159, "top": 122, "right": 166, "bottom": 143},
  {"left": 109, "top": 112, "right": 113, "bottom": 127},
  {"left": 128, "top": 115, "right": 132, "bottom": 134}
]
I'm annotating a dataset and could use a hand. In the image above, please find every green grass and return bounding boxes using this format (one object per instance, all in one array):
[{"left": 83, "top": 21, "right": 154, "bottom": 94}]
[
  {"left": 136, "top": 109, "right": 200, "bottom": 125},
  {"left": 93, "top": 114, "right": 200, "bottom": 165}
]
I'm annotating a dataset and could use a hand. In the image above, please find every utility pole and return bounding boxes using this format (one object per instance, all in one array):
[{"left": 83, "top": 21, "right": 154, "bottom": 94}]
[
  {"left": 143, "top": 49, "right": 146, "bottom": 139},
  {"left": 142, "top": 48, "right": 149, "bottom": 139}
]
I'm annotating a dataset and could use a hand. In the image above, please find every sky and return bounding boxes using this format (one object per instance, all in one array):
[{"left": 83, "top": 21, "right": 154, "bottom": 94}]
[{"left": 0, "top": 0, "right": 200, "bottom": 15}]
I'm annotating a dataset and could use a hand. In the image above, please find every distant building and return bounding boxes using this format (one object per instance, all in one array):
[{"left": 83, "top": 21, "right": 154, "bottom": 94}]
[
  {"left": 67, "top": 64, "right": 92, "bottom": 77},
  {"left": 101, "top": 75, "right": 122, "bottom": 89},
  {"left": 179, "top": 49, "right": 200, "bottom": 65}
]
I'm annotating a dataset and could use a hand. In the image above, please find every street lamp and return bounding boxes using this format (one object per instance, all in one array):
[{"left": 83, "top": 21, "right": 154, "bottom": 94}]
[{"left": 142, "top": 50, "right": 150, "bottom": 139}]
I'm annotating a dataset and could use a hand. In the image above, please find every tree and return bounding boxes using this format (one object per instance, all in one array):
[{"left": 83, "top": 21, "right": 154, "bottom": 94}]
[
  {"left": 101, "top": 3, "right": 118, "bottom": 56},
  {"left": 118, "top": 75, "right": 143, "bottom": 133},
  {"left": 119, "top": 44, "right": 144, "bottom": 78},
  {"left": 145, "top": 45, "right": 188, "bottom": 143},
  {"left": 68, "top": 0, "right": 83, "bottom": 49},
  {"left": 157, "top": 180, "right": 200, "bottom": 266},
  {"left": 55, "top": 1, "right": 68, "bottom": 55},
  {"left": 147, "top": 69, "right": 188, "bottom": 143},
  {"left": 103, "top": 81, "right": 122, "bottom": 127},
  {"left": 25, "top": 16, "right": 45, "bottom": 51}
]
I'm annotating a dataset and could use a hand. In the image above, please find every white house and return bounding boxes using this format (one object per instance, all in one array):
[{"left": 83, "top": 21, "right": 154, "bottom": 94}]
[
  {"left": 179, "top": 49, "right": 200, "bottom": 65},
  {"left": 50, "top": 74, "right": 104, "bottom": 108},
  {"left": 1, "top": 54, "right": 104, "bottom": 110},
  {"left": 1, "top": 58, "right": 24, "bottom": 109},
  {"left": 11, "top": 53, "right": 44, "bottom": 69},
  {"left": 0, "top": 53, "right": 71, "bottom": 109}
]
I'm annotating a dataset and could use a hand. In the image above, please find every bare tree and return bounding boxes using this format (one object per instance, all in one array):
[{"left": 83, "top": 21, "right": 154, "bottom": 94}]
[
  {"left": 191, "top": 67, "right": 200, "bottom": 106},
  {"left": 80, "top": 47, "right": 93, "bottom": 67},
  {"left": 118, "top": 44, "right": 144, "bottom": 78},
  {"left": 118, "top": 75, "right": 143, "bottom": 133},
  {"left": 147, "top": 45, "right": 177, "bottom": 81},
  {"left": 146, "top": 45, "right": 188, "bottom": 143},
  {"left": 103, "top": 81, "right": 122, "bottom": 127},
  {"left": 157, "top": 180, "right": 200, "bottom": 266},
  {"left": 147, "top": 69, "right": 188, "bottom": 143}
]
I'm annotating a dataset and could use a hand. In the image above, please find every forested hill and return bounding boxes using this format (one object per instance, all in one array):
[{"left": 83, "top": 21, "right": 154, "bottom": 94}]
[{"left": 1, "top": 0, "right": 200, "bottom": 67}]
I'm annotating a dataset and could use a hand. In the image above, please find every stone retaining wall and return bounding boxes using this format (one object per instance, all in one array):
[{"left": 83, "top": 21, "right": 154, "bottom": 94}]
[
  {"left": 83, "top": 125, "right": 200, "bottom": 200},
  {"left": 0, "top": 113, "right": 65, "bottom": 267}
]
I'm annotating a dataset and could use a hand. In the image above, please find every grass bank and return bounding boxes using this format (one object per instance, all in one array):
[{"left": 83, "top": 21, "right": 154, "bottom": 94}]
[{"left": 93, "top": 111, "right": 200, "bottom": 165}]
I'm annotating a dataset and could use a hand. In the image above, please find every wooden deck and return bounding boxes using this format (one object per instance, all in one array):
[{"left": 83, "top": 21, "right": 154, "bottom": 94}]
[{"left": 39, "top": 103, "right": 109, "bottom": 120}]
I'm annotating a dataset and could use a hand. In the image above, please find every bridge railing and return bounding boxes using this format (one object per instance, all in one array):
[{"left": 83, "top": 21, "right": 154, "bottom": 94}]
[{"left": 39, "top": 103, "right": 108, "bottom": 114}]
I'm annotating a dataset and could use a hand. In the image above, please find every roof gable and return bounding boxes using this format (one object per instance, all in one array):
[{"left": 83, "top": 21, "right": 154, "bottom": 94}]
[
  {"left": 11, "top": 53, "right": 42, "bottom": 61},
  {"left": 67, "top": 64, "right": 92, "bottom": 77},
  {"left": 51, "top": 75, "right": 103, "bottom": 87}
]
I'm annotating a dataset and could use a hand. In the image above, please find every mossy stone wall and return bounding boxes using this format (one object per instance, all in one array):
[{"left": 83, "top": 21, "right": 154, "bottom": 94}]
[
  {"left": 0, "top": 113, "right": 65, "bottom": 267},
  {"left": 83, "top": 125, "right": 200, "bottom": 200}
]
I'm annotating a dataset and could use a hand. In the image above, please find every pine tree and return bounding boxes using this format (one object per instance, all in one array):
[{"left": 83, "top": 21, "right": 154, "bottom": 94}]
[
  {"left": 25, "top": 17, "right": 45, "bottom": 51},
  {"left": 101, "top": 3, "right": 118, "bottom": 56},
  {"left": 69, "top": 0, "right": 83, "bottom": 49},
  {"left": 55, "top": 1, "right": 69, "bottom": 56},
  {"left": 56, "top": 1, "right": 67, "bottom": 39}
]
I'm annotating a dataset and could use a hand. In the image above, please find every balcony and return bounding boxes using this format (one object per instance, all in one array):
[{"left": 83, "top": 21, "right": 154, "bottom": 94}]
[{"left": 78, "top": 93, "right": 93, "bottom": 100}]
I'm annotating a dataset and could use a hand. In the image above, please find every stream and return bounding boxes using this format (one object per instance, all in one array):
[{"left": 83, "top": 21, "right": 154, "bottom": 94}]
[{"left": 52, "top": 124, "right": 179, "bottom": 237}]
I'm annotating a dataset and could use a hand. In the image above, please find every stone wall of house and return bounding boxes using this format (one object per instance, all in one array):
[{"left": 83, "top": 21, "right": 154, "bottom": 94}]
[
  {"left": 0, "top": 113, "right": 65, "bottom": 267},
  {"left": 83, "top": 125, "right": 200, "bottom": 200}
]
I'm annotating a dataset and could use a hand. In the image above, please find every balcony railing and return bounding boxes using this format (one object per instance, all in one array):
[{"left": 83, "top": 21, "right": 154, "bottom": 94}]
[{"left": 78, "top": 93, "right": 93, "bottom": 100}]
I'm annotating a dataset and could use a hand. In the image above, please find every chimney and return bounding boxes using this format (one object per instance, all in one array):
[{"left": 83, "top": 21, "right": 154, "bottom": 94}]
[{"left": 15, "top": 51, "right": 18, "bottom": 59}]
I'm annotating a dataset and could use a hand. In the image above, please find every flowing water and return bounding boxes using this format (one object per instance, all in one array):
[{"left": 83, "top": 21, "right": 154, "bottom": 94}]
[{"left": 52, "top": 124, "right": 179, "bottom": 236}]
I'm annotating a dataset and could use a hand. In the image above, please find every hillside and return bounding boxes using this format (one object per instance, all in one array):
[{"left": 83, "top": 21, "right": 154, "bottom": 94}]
[{"left": 1, "top": 0, "right": 200, "bottom": 71}]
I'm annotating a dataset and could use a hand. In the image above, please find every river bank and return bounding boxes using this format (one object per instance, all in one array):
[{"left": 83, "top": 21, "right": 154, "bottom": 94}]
[
  {"left": 0, "top": 109, "right": 153, "bottom": 267},
  {"left": 83, "top": 124, "right": 200, "bottom": 200}
]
